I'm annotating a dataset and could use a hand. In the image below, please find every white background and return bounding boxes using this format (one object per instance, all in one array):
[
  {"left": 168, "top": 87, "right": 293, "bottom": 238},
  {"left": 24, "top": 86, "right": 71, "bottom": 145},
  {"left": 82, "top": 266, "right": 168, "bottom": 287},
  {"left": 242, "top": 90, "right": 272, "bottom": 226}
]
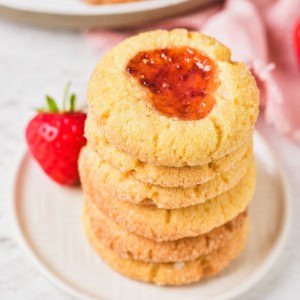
[{"left": 0, "top": 17, "right": 300, "bottom": 300}]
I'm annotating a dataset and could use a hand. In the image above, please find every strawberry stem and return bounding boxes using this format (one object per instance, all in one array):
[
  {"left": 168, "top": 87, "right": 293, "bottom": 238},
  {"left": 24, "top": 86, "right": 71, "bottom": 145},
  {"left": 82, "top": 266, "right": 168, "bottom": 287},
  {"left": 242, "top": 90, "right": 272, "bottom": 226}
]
[
  {"left": 36, "top": 82, "right": 79, "bottom": 114},
  {"left": 63, "top": 82, "right": 71, "bottom": 112}
]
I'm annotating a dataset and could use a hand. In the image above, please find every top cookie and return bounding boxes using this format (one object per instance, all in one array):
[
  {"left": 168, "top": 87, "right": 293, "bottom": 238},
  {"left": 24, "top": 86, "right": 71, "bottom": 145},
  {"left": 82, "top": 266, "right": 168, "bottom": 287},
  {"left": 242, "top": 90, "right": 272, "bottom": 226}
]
[{"left": 88, "top": 29, "right": 259, "bottom": 167}]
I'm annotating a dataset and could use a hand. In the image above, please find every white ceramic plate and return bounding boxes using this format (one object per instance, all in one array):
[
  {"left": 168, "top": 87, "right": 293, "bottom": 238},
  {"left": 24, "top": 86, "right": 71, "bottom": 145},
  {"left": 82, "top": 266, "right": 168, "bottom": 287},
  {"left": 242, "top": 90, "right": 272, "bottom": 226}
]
[
  {"left": 0, "top": 0, "right": 217, "bottom": 28},
  {"left": 11, "top": 132, "right": 291, "bottom": 300},
  {"left": 0, "top": 0, "right": 203, "bottom": 15}
]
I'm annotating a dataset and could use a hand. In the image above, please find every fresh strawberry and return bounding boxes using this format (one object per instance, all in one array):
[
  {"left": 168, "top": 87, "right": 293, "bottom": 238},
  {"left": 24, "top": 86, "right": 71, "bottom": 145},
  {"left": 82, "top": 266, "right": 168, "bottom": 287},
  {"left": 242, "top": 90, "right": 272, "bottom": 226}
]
[
  {"left": 294, "top": 19, "right": 300, "bottom": 67},
  {"left": 25, "top": 83, "right": 87, "bottom": 185}
]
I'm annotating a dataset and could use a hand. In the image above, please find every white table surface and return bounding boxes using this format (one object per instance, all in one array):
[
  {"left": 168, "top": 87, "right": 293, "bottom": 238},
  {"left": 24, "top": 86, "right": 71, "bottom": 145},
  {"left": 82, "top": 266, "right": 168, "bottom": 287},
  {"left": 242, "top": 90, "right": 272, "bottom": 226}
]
[{"left": 0, "top": 18, "right": 299, "bottom": 300}]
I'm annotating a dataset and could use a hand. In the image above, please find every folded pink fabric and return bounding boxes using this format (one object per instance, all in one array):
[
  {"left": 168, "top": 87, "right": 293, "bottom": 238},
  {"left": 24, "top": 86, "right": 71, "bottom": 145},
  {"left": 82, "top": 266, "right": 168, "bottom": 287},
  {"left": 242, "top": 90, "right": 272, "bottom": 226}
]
[{"left": 84, "top": 0, "right": 300, "bottom": 144}]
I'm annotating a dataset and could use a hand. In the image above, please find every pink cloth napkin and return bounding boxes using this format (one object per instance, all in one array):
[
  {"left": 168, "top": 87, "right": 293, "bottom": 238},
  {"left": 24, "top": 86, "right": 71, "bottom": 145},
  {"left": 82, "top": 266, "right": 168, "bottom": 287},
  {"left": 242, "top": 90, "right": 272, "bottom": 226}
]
[{"left": 84, "top": 0, "right": 300, "bottom": 144}]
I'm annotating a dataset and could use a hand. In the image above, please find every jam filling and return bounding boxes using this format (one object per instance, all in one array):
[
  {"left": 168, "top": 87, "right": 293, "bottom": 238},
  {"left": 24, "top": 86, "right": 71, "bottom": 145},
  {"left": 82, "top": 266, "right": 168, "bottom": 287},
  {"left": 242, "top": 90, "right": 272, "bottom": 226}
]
[{"left": 126, "top": 47, "right": 218, "bottom": 120}]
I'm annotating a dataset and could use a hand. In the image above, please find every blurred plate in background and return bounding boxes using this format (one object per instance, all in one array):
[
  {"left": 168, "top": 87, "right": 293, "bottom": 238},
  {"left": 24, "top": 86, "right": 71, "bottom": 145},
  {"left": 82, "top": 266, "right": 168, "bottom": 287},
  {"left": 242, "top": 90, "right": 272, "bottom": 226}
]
[{"left": 0, "top": 0, "right": 220, "bottom": 28}]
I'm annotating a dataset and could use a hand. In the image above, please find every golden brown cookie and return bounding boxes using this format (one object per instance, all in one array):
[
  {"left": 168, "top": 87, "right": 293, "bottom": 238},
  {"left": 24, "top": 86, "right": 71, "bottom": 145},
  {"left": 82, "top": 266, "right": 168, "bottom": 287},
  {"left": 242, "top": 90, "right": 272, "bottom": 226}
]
[
  {"left": 85, "top": 114, "right": 252, "bottom": 188},
  {"left": 80, "top": 160, "right": 255, "bottom": 241},
  {"left": 84, "top": 199, "right": 248, "bottom": 263},
  {"left": 87, "top": 29, "right": 259, "bottom": 167},
  {"left": 83, "top": 213, "right": 249, "bottom": 286},
  {"left": 80, "top": 145, "right": 252, "bottom": 208}
]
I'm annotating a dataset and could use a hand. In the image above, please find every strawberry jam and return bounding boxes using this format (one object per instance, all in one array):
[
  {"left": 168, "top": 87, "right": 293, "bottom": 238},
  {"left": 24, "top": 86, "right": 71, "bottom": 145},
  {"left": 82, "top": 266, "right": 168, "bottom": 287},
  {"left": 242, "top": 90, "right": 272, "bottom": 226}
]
[{"left": 126, "top": 47, "right": 218, "bottom": 120}]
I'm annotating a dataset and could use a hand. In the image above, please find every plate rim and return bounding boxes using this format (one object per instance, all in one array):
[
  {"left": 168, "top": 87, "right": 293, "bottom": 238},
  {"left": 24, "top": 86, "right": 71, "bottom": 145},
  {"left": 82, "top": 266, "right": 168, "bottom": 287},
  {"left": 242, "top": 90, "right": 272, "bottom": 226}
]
[
  {"left": 10, "top": 131, "right": 292, "bottom": 300},
  {"left": 0, "top": 0, "right": 191, "bottom": 16}
]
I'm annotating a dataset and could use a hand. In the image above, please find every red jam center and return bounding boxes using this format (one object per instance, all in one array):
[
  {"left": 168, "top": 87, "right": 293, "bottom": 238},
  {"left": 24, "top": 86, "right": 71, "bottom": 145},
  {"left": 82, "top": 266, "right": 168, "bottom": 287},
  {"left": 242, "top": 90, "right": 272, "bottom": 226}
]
[{"left": 126, "top": 47, "right": 218, "bottom": 120}]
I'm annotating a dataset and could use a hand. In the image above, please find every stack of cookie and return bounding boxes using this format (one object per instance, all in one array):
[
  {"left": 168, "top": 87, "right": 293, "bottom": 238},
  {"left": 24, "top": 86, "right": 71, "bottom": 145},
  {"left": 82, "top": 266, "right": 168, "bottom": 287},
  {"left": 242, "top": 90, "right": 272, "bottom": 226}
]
[{"left": 79, "top": 30, "right": 259, "bottom": 286}]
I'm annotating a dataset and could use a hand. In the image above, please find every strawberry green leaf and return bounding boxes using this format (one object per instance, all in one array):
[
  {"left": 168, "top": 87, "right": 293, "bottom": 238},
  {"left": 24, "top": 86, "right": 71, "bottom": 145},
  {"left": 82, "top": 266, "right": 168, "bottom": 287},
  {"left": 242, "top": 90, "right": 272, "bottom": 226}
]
[
  {"left": 46, "top": 95, "right": 59, "bottom": 112},
  {"left": 69, "top": 93, "right": 76, "bottom": 112}
]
